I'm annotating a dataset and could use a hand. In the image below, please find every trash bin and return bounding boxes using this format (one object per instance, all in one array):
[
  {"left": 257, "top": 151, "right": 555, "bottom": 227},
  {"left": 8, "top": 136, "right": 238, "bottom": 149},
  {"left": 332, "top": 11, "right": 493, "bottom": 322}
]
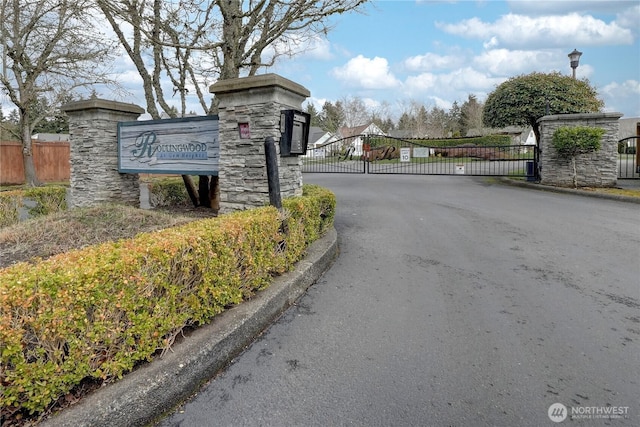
[{"left": 526, "top": 161, "right": 536, "bottom": 182}]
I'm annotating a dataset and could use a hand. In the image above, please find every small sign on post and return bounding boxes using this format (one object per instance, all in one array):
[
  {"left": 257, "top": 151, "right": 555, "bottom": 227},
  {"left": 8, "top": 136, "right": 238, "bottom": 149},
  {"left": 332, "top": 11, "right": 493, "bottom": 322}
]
[{"left": 400, "top": 147, "right": 411, "bottom": 162}]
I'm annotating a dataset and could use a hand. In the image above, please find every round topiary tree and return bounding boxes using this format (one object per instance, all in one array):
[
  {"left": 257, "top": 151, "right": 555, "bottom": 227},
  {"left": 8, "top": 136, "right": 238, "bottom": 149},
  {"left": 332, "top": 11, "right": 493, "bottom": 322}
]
[{"left": 483, "top": 72, "right": 603, "bottom": 144}]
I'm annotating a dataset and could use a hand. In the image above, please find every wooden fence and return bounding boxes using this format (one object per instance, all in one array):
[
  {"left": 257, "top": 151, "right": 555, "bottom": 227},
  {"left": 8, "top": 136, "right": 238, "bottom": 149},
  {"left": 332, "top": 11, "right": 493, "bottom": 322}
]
[{"left": 1, "top": 141, "right": 70, "bottom": 185}]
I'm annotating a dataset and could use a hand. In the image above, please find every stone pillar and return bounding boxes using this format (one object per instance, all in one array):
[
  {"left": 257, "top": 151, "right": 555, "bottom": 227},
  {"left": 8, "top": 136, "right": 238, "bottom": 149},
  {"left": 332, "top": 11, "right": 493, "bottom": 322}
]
[
  {"left": 61, "top": 99, "right": 145, "bottom": 208},
  {"left": 210, "top": 73, "right": 310, "bottom": 213},
  {"left": 538, "top": 112, "right": 623, "bottom": 187}
]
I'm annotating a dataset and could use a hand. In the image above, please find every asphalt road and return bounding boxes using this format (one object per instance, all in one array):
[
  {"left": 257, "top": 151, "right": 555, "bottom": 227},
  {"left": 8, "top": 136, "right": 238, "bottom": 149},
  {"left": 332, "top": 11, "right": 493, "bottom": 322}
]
[{"left": 157, "top": 175, "right": 639, "bottom": 427}]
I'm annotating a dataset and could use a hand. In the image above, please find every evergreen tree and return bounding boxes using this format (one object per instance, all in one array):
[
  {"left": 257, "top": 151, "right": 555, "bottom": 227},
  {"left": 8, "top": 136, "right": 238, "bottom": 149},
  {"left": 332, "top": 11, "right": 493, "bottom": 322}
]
[
  {"left": 305, "top": 103, "right": 321, "bottom": 128},
  {"left": 448, "top": 101, "right": 462, "bottom": 136},
  {"left": 461, "top": 94, "right": 484, "bottom": 136},
  {"left": 319, "top": 101, "right": 345, "bottom": 133}
]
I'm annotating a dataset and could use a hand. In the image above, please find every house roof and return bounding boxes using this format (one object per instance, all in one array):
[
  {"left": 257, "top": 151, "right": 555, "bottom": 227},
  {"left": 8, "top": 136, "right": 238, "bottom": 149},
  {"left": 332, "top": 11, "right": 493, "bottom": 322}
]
[
  {"left": 338, "top": 124, "right": 370, "bottom": 138},
  {"left": 308, "top": 127, "right": 335, "bottom": 145},
  {"left": 32, "top": 133, "right": 70, "bottom": 142},
  {"left": 338, "top": 123, "right": 385, "bottom": 138}
]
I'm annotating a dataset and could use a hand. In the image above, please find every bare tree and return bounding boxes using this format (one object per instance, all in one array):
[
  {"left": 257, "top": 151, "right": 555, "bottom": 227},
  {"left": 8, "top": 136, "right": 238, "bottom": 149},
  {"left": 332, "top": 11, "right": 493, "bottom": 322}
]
[
  {"left": 0, "top": 0, "right": 117, "bottom": 186},
  {"left": 216, "top": 0, "right": 369, "bottom": 79},
  {"left": 340, "top": 96, "right": 371, "bottom": 128},
  {"left": 396, "top": 100, "right": 430, "bottom": 138},
  {"left": 96, "top": 0, "right": 367, "bottom": 208}
]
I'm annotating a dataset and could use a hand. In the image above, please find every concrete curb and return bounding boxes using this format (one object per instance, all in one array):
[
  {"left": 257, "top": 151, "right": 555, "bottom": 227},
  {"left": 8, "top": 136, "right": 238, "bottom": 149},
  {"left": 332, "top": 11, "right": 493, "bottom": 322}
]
[
  {"left": 496, "top": 177, "right": 640, "bottom": 204},
  {"left": 41, "top": 227, "right": 338, "bottom": 427}
]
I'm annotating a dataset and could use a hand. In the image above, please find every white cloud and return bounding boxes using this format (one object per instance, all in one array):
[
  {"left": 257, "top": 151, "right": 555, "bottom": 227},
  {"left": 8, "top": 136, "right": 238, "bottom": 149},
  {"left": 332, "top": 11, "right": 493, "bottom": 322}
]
[
  {"left": 404, "top": 72, "right": 438, "bottom": 92},
  {"left": 436, "top": 13, "right": 634, "bottom": 49},
  {"left": 403, "top": 52, "right": 465, "bottom": 72},
  {"left": 330, "top": 55, "right": 401, "bottom": 89},
  {"left": 112, "top": 69, "right": 143, "bottom": 86},
  {"left": 404, "top": 67, "right": 504, "bottom": 102},
  {"left": 268, "top": 34, "right": 334, "bottom": 62},
  {"left": 599, "top": 79, "right": 640, "bottom": 116},
  {"left": 615, "top": 4, "right": 640, "bottom": 31},
  {"left": 483, "top": 37, "right": 499, "bottom": 50},
  {"left": 507, "top": 1, "right": 634, "bottom": 16},
  {"left": 301, "top": 37, "right": 333, "bottom": 61},
  {"left": 429, "top": 96, "right": 454, "bottom": 111},
  {"left": 361, "top": 97, "right": 381, "bottom": 111},
  {"left": 409, "top": 67, "right": 502, "bottom": 91},
  {"left": 473, "top": 49, "right": 559, "bottom": 75}
]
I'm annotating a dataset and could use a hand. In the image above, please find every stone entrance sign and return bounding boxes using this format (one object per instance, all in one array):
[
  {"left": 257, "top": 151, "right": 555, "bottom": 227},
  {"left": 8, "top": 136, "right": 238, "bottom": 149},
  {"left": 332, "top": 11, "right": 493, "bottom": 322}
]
[{"left": 61, "top": 74, "right": 310, "bottom": 211}]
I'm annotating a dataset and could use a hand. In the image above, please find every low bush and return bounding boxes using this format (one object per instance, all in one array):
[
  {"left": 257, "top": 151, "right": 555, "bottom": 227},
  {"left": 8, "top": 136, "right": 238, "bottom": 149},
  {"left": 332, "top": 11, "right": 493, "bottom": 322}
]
[
  {"left": 552, "top": 126, "right": 604, "bottom": 158},
  {"left": 147, "top": 177, "right": 191, "bottom": 207},
  {"left": 0, "top": 185, "right": 336, "bottom": 418},
  {"left": 552, "top": 126, "right": 605, "bottom": 188}
]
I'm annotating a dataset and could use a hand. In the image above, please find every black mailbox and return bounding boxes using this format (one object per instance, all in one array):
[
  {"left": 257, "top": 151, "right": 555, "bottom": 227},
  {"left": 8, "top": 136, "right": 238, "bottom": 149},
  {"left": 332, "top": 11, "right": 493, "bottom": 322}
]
[{"left": 279, "top": 109, "right": 310, "bottom": 156}]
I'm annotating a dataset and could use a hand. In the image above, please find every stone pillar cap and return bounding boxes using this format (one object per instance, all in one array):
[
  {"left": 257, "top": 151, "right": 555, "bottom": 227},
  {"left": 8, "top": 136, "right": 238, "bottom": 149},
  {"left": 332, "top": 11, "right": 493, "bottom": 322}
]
[
  {"left": 210, "top": 73, "right": 310, "bottom": 98},
  {"left": 61, "top": 99, "right": 145, "bottom": 115},
  {"left": 538, "top": 112, "right": 623, "bottom": 123}
]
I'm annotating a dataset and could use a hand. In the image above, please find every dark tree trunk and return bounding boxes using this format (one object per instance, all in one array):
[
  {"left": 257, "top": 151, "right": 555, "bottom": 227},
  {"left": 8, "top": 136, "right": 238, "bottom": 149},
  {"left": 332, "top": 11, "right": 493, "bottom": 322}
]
[
  {"left": 21, "top": 120, "right": 41, "bottom": 187},
  {"left": 198, "top": 175, "right": 211, "bottom": 208},
  {"left": 210, "top": 175, "right": 220, "bottom": 213},
  {"left": 182, "top": 175, "right": 199, "bottom": 206}
]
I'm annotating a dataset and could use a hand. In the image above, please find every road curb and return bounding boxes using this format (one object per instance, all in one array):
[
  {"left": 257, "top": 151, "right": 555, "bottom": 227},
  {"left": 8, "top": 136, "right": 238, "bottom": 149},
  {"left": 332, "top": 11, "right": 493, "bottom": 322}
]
[
  {"left": 41, "top": 227, "right": 338, "bottom": 427},
  {"left": 496, "top": 177, "right": 640, "bottom": 204}
]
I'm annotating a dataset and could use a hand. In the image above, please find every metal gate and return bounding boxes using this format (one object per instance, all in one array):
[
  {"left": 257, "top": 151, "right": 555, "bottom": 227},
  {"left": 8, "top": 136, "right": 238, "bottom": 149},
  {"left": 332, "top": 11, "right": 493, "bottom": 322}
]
[
  {"left": 618, "top": 136, "right": 639, "bottom": 179},
  {"left": 302, "top": 135, "right": 539, "bottom": 179}
]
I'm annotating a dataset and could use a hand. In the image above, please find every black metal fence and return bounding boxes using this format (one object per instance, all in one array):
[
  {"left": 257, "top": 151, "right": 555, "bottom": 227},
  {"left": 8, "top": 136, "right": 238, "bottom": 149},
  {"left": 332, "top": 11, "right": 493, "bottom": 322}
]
[
  {"left": 301, "top": 135, "right": 366, "bottom": 173},
  {"left": 618, "top": 136, "right": 639, "bottom": 179},
  {"left": 302, "top": 135, "right": 538, "bottom": 179}
]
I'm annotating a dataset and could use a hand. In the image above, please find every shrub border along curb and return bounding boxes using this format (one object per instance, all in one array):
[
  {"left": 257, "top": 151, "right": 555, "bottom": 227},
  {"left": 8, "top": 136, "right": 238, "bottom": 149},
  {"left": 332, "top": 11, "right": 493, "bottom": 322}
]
[{"left": 40, "top": 226, "right": 337, "bottom": 427}]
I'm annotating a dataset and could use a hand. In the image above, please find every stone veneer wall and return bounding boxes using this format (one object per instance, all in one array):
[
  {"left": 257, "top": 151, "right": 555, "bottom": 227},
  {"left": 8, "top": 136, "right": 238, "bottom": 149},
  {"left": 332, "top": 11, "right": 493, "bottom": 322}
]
[
  {"left": 538, "top": 112, "right": 623, "bottom": 187},
  {"left": 210, "top": 74, "right": 310, "bottom": 213},
  {"left": 61, "top": 100, "right": 145, "bottom": 208}
]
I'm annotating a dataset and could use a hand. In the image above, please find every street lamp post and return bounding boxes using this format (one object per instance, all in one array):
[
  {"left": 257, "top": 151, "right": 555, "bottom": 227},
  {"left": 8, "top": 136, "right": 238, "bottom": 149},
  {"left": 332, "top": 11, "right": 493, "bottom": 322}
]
[{"left": 568, "top": 49, "right": 582, "bottom": 79}]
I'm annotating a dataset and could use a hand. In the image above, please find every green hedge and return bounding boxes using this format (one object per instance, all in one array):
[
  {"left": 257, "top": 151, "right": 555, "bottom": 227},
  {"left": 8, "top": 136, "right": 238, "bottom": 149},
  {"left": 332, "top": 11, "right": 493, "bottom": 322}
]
[
  {"left": 552, "top": 126, "right": 604, "bottom": 158},
  {"left": 367, "top": 134, "right": 512, "bottom": 148},
  {"left": 147, "top": 177, "right": 191, "bottom": 207},
  {"left": 0, "top": 185, "right": 336, "bottom": 417}
]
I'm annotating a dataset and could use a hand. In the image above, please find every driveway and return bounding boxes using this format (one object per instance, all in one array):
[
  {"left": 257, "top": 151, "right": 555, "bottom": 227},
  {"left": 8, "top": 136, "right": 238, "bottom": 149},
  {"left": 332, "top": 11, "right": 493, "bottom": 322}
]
[{"left": 158, "top": 175, "right": 639, "bottom": 426}]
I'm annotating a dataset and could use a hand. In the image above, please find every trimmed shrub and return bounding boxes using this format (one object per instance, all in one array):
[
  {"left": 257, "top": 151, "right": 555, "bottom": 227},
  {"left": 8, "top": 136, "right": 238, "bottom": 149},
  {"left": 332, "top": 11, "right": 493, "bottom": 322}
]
[
  {"left": 552, "top": 126, "right": 604, "bottom": 158},
  {"left": 552, "top": 126, "right": 605, "bottom": 188},
  {"left": 148, "top": 177, "right": 191, "bottom": 207},
  {"left": 0, "top": 185, "right": 335, "bottom": 417}
]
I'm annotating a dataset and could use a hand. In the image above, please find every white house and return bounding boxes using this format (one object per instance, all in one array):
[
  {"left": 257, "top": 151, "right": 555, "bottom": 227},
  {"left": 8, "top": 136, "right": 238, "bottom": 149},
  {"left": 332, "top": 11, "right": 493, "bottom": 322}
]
[
  {"left": 337, "top": 123, "right": 386, "bottom": 156},
  {"left": 524, "top": 129, "right": 537, "bottom": 146},
  {"left": 303, "top": 127, "right": 339, "bottom": 158}
]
